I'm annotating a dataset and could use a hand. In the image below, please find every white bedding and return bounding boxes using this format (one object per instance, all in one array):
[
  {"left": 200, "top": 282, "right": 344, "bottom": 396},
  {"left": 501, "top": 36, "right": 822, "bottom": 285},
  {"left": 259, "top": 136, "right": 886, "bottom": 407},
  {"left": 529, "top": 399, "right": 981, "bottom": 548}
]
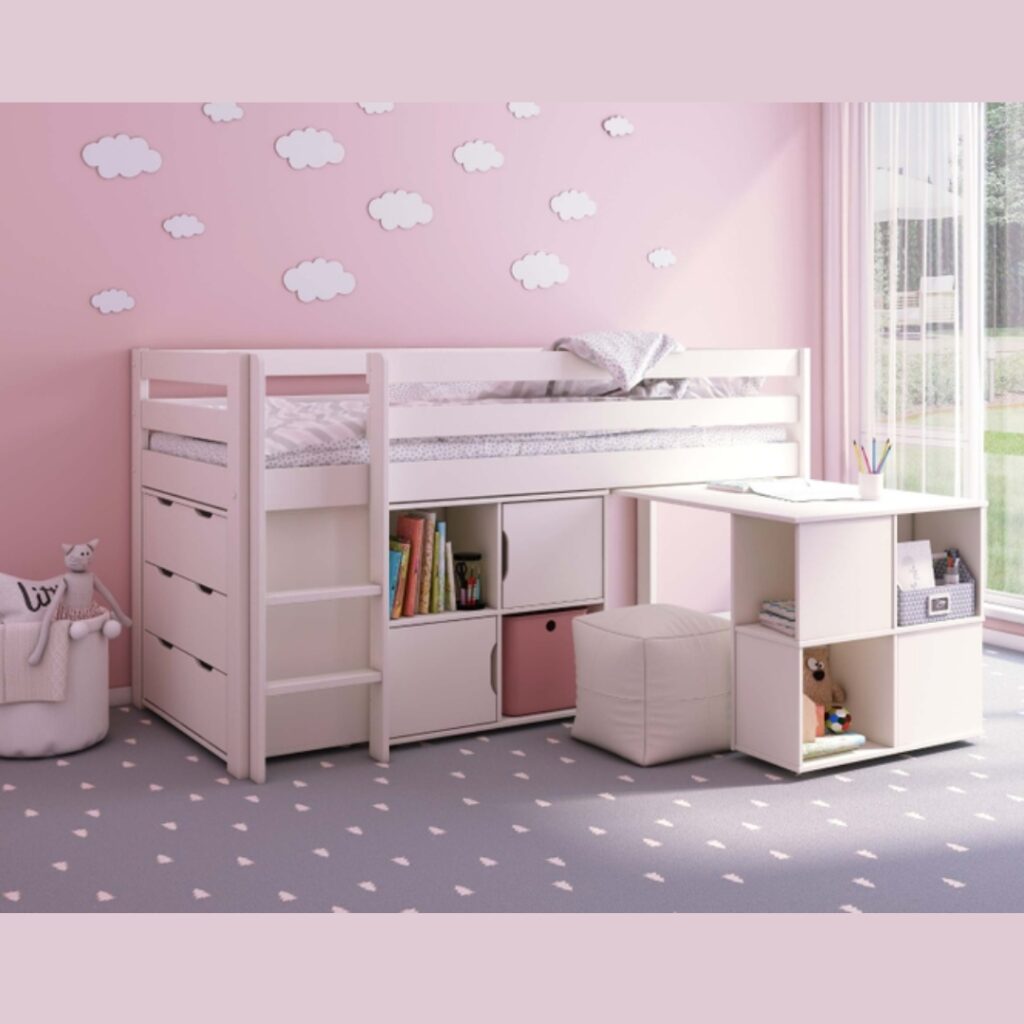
[{"left": 148, "top": 395, "right": 787, "bottom": 469}]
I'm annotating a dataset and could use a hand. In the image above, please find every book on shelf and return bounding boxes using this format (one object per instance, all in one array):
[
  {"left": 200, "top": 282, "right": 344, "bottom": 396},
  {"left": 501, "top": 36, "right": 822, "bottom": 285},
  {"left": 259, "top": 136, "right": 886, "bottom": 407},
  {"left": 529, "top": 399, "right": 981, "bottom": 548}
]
[
  {"left": 387, "top": 546, "right": 403, "bottom": 613},
  {"left": 430, "top": 523, "right": 446, "bottom": 613},
  {"left": 438, "top": 522, "right": 447, "bottom": 610},
  {"left": 445, "top": 541, "right": 457, "bottom": 612},
  {"left": 759, "top": 598, "right": 796, "bottom": 637},
  {"left": 396, "top": 514, "right": 427, "bottom": 617},
  {"left": 417, "top": 511, "right": 438, "bottom": 613},
  {"left": 389, "top": 539, "right": 411, "bottom": 619}
]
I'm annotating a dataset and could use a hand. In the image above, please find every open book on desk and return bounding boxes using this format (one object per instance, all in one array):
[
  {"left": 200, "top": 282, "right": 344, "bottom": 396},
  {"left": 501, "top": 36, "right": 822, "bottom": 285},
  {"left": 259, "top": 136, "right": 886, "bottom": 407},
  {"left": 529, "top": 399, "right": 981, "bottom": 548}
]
[{"left": 707, "top": 478, "right": 860, "bottom": 502}]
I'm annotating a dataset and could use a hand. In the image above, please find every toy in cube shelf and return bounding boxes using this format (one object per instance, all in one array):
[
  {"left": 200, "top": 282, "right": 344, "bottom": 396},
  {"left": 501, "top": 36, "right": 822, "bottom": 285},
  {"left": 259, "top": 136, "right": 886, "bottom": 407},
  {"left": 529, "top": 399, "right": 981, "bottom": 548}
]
[
  {"left": 802, "top": 645, "right": 852, "bottom": 736},
  {"left": 825, "top": 705, "right": 853, "bottom": 734},
  {"left": 802, "top": 646, "right": 846, "bottom": 707}
]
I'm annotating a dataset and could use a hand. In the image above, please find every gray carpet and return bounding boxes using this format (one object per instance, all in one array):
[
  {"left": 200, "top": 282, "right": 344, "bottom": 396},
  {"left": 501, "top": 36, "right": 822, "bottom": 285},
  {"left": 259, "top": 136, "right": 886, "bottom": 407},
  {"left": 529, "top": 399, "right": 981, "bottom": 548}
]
[{"left": 2, "top": 646, "right": 1022, "bottom": 913}]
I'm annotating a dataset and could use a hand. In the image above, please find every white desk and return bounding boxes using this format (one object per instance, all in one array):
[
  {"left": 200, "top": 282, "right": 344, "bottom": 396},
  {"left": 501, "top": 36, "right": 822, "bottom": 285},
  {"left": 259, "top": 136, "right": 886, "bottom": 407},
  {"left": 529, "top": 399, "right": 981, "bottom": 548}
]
[{"left": 619, "top": 483, "right": 986, "bottom": 772}]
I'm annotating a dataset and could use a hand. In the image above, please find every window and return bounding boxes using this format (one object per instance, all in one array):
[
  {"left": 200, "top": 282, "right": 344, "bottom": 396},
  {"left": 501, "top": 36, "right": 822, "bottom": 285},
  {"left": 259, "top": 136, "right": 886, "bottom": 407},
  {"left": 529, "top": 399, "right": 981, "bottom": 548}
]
[
  {"left": 984, "top": 103, "right": 1024, "bottom": 603},
  {"left": 866, "top": 104, "right": 1024, "bottom": 606}
]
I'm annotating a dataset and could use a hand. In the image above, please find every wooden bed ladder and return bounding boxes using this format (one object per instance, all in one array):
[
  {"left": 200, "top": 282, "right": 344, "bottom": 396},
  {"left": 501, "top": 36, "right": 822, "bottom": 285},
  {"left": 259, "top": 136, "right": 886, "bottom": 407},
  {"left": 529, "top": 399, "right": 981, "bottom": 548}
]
[{"left": 248, "top": 353, "right": 391, "bottom": 783}]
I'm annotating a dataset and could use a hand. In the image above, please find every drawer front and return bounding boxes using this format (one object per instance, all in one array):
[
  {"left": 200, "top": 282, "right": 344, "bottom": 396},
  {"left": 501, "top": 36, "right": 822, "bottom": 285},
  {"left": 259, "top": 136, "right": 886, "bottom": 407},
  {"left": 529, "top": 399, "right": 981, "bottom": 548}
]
[
  {"left": 502, "top": 497, "right": 604, "bottom": 610},
  {"left": 896, "top": 624, "right": 983, "bottom": 749},
  {"left": 502, "top": 607, "right": 587, "bottom": 716},
  {"left": 143, "top": 630, "right": 227, "bottom": 752},
  {"left": 143, "top": 492, "right": 227, "bottom": 594},
  {"left": 143, "top": 561, "right": 227, "bottom": 671},
  {"left": 390, "top": 617, "right": 497, "bottom": 737}
]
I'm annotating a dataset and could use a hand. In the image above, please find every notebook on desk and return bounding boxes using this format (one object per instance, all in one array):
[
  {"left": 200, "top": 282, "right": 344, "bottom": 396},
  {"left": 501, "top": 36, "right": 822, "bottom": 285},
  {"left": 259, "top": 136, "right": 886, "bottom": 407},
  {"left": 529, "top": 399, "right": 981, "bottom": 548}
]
[{"left": 707, "top": 478, "right": 860, "bottom": 502}]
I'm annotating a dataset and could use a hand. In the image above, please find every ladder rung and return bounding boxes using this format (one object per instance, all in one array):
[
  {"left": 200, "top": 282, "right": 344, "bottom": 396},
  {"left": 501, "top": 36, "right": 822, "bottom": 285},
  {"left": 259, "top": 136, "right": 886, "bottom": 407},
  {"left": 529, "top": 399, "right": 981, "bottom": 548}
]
[
  {"left": 266, "top": 669, "right": 383, "bottom": 698},
  {"left": 267, "top": 584, "right": 382, "bottom": 606}
]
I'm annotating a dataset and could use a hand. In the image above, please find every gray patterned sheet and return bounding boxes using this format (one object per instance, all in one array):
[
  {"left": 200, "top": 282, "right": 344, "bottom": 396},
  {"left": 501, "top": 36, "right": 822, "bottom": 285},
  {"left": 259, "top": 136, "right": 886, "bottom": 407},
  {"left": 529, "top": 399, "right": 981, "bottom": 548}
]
[{"left": 148, "top": 395, "right": 788, "bottom": 469}]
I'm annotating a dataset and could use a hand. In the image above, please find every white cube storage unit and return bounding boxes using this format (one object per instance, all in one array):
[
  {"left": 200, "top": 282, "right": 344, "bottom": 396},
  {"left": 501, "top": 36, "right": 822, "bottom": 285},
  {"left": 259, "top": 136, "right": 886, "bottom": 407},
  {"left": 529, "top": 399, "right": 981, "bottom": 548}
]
[
  {"left": 621, "top": 484, "right": 985, "bottom": 774},
  {"left": 139, "top": 488, "right": 607, "bottom": 763},
  {"left": 733, "top": 497, "right": 984, "bottom": 772}
]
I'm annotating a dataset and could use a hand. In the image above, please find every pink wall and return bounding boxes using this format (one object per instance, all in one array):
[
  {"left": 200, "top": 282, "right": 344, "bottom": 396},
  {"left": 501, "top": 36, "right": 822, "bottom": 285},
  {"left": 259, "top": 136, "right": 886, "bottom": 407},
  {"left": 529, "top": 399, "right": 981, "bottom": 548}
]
[{"left": 0, "top": 102, "right": 822, "bottom": 688}]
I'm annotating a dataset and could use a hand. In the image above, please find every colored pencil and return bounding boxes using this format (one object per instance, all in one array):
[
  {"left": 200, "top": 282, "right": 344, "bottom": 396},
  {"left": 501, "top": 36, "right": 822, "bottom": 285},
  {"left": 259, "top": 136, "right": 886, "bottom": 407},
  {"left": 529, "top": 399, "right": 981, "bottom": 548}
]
[
  {"left": 852, "top": 440, "right": 865, "bottom": 473},
  {"left": 872, "top": 438, "right": 877, "bottom": 474}
]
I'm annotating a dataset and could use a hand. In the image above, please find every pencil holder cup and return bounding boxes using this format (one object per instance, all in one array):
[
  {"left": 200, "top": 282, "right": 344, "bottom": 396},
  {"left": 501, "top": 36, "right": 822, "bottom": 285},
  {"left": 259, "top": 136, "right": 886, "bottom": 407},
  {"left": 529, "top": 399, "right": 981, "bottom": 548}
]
[{"left": 859, "top": 472, "right": 883, "bottom": 500}]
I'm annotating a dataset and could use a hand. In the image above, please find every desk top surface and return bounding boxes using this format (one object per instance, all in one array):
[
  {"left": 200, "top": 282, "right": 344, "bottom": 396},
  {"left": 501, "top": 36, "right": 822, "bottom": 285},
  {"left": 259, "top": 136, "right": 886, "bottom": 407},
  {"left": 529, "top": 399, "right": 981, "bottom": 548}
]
[{"left": 616, "top": 482, "right": 985, "bottom": 524}]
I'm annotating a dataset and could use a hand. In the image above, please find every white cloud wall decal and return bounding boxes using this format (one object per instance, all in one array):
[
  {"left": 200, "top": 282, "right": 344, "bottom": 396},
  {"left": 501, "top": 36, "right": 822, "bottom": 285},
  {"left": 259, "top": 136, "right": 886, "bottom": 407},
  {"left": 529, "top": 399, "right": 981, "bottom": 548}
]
[
  {"left": 82, "top": 135, "right": 162, "bottom": 179},
  {"left": 358, "top": 102, "right": 395, "bottom": 114},
  {"left": 368, "top": 190, "right": 433, "bottom": 231},
  {"left": 602, "top": 115, "right": 634, "bottom": 138},
  {"left": 550, "top": 189, "right": 597, "bottom": 221},
  {"left": 511, "top": 252, "right": 569, "bottom": 290},
  {"left": 202, "top": 102, "right": 244, "bottom": 123},
  {"left": 275, "top": 128, "right": 345, "bottom": 170},
  {"left": 453, "top": 139, "right": 504, "bottom": 173},
  {"left": 647, "top": 248, "right": 677, "bottom": 269},
  {"left": 283, "top": 258, "right": 356, "bottom": 302},
  {"left": 162, "top": 214, "right": 206, "bottom": 239},
  {"left": 91, "top": 289, "right": 135, "bottom": 314},
  {"left": 507, "top": 102, "right": 540, "bottom": 119}
]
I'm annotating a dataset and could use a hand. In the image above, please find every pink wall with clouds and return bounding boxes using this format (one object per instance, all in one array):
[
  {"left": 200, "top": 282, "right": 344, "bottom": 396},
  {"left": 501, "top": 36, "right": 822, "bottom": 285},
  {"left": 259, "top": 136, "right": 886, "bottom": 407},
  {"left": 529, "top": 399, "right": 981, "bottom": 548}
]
[{"left": 0, "top": 102, "right": 822, "bottom": 689}]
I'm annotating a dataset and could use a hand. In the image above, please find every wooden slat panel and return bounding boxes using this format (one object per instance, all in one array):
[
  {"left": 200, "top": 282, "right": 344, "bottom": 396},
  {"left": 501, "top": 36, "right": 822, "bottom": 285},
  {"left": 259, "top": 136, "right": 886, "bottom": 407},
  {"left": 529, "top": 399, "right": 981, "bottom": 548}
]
[
  {"left": 140, "top": 349, "right": 243, "bottom": 387},
  {"left": 141, "top": 400, "right": 232, "bottom": 442},
  {"left": 389, "top": 394, "right": 799, "bottom": 438},
  {"left": 259, "top": 349, "right": 370, "bottom": 376},
  {"left": 265, "top": 464, "right": 369, "bottom": 511},
  {"left": 141, "top": 449, "right": 232, "bottom": 509},
  {"left": 390, "top": 443, "right": 799, "bottom": 503},
  {"left": 387, "top": 348, "right": 803, "bottom": 384}
]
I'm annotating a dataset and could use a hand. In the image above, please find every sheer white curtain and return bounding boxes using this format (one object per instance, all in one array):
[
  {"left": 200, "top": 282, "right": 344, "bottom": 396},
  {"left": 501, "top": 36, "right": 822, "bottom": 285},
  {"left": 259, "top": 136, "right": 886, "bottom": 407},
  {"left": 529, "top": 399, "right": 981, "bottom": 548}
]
[
  {"left": 867, "top": 103, "right": 985, "bottom": 498},
  {"left": 822, "top": 104, "right": 871, "bottom": 481}
]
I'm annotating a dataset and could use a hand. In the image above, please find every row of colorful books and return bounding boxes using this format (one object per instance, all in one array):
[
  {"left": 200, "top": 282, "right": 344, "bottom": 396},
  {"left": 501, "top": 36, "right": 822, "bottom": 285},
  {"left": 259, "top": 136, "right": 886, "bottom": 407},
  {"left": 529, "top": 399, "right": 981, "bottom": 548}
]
[{"left": 388, "top": 512, "right": 457, "bottom": 619}]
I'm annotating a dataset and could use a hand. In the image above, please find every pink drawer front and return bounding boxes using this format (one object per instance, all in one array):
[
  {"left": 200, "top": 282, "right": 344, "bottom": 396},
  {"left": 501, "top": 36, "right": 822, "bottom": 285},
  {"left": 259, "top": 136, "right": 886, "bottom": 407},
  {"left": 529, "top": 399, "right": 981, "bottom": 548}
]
[{"left": 502, "top": 607, "right": 588, "bottom": 717}]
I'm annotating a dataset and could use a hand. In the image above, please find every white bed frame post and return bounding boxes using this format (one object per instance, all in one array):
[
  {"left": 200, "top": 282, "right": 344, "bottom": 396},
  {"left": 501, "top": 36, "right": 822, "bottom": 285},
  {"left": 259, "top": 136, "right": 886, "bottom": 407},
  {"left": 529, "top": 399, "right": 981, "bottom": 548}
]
[
  {"left": 130, "top": 350, "right": 147, "bottom": 708},
  {"left": 366, "top": 352, "right": 390, "bottom": 763},
  {"left": 225, "top": 353, "right": 252, "bottom": 779},
  {"left": 248, "top": 354, "right": 267, "bottom": 783}
]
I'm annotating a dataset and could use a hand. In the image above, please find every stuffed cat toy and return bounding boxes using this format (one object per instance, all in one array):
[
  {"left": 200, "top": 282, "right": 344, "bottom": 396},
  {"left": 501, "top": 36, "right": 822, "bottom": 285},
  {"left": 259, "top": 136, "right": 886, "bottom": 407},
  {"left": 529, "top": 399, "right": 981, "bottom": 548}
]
[{"left": 25, "top": 540, "right": 131, "bottom": 666}]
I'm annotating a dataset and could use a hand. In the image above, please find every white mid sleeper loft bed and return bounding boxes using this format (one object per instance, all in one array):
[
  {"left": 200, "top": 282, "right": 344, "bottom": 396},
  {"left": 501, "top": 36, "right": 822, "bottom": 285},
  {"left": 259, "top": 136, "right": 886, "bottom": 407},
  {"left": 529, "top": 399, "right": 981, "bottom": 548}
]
[{"left": 131, "top": 346, "right": 812, "bottom": 781}]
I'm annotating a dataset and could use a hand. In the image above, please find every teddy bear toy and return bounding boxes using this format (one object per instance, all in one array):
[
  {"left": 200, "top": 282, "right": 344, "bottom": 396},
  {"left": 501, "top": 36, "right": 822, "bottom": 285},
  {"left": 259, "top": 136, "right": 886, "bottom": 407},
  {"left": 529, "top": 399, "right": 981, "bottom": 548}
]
[
  {"left": 802, "top": 645, "right": 852, "bottom": 736},
  {"left": 803, "top": 646, "right": 847, "bottom": 707},
  {"left": 26, "top": 540, "right": 132, "bottom": 666}
]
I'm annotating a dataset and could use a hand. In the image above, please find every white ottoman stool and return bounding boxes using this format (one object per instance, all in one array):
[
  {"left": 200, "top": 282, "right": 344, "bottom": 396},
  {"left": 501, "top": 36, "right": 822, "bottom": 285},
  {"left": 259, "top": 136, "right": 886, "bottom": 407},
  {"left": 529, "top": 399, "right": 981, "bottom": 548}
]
[{"left": 571, "top": 604, "right": 732, "bottom": 765}]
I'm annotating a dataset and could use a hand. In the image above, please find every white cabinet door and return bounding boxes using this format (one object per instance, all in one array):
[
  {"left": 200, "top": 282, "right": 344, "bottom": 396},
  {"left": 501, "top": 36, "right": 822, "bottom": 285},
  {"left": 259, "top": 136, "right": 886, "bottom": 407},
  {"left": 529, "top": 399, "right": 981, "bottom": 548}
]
[
  {"left": 797, "top": 517, "right": 893, "bottom": 642},
  {"left": 390, "top": 617, "right": 498, "bottom": 737},
  {"left": 502, "top": 497, "right": 604, "bottom": 610},
  {"left": 896, "top": 624, "right": 983, "bottom": 749}
]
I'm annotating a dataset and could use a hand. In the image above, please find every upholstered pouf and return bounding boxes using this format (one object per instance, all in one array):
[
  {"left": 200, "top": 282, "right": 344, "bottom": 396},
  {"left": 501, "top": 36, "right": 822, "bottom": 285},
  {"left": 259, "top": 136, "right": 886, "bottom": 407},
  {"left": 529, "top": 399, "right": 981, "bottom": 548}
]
[{"left": 571, "top": 604, "right": 732, "bottom": 765}]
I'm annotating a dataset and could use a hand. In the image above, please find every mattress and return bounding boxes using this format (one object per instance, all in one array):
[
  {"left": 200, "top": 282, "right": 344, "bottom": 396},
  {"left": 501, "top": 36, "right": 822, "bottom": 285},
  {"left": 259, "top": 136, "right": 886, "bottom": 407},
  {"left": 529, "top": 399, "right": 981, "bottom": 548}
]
[{"left": 148, "top": 395, "right": 789, "bottom": 469}]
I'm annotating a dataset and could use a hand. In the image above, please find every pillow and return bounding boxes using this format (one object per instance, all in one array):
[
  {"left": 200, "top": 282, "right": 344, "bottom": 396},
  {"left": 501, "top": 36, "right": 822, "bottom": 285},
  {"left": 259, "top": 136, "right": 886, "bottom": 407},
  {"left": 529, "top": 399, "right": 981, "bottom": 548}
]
[{"left": 0, "top": 573, "right": 63, "bottom": 624}]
